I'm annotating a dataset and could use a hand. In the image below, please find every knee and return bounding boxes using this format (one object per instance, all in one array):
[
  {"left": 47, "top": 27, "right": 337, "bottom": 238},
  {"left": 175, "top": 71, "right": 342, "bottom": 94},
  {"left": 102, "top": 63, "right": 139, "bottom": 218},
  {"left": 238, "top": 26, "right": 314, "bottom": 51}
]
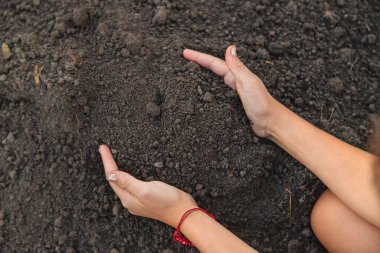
[
  {"left": 311, "top": 190, "right": 336, "bottom": 232},
  {"left": 310, "top": 190, "right": 345, "bottom": 252},
  {"left": 310, "top": 190, "right": 342, "bottom": 247}
]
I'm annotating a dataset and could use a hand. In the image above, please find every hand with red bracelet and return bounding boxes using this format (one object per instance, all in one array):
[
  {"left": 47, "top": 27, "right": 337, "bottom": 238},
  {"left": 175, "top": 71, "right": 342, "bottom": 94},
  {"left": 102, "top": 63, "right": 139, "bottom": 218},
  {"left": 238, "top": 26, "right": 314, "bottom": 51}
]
[
  {"left": 99, "top": 144, "right": 197, "bottom": 228},
  {"left": 99, "top": 144, "right": 258, "bottom": 253}
]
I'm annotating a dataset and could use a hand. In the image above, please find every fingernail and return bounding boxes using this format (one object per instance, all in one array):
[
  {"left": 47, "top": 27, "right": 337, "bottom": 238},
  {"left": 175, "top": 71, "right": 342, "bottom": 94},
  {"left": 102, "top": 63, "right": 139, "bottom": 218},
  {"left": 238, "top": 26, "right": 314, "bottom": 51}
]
[
  {"left": 107, "top": 173, "right": 117, "bottom": 182},
  {"left": 231, "top": 46, "right": 237, "bottom": 57}
]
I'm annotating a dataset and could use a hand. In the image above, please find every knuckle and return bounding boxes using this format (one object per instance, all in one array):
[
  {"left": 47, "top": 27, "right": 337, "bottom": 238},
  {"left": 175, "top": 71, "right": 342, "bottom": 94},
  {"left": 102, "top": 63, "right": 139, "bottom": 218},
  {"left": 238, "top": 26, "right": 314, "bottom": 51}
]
[{"left": 119, "top": 177, "right": 129, "bottom": 190}]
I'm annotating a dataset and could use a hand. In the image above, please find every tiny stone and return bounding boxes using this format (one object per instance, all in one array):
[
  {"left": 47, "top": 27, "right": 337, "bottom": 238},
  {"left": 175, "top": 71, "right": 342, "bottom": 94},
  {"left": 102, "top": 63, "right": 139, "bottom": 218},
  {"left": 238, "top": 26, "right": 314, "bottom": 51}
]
[
  {"left": 97, "top": 22, "right": 109, "bottom": 36},
  {"left": 203, "top": 92, "right": 214, "bottom": 102},
  {"left": 112, "top": 204, "right": 120, "bottom": 216},
  {"left": 121, "top": 48, "right": 130, "bottom": 58},
  {"left": 66, "top": 247, "right": 76, "bottom": 253},
  {"left": 111, "top": 149, "right": 118, "bottom": 154},
  {"left": 2, "top": 43, "right": 12, "bottom": 60},
  {"left": 0, "top": 74, "right": 7, "bottom": 81},
  {"left": 54, "top": 216, "right": 65, "bottom": 227},
  {"left": 73, "top": 8, "right": 89, "bottom": 27},
  {"left": 327, "top": 77, "right": 344, "bottom": 93},
  {"left": 196, "top": 184, "right": 203, "bottom": 191},
  {"left": 146, "top": 102, "right": 161, "bottom": 118},
  {"left": 301, "top": 228, "right": 312, "bottom": 237},
  {"left": 125, "top": 33, "right": 142, "bottom": 54},
  {"left": 240, "top": 170, "right": 247, "bottom": 177},
  {"left": 161, "top": 250, "right": 174, "bottom": 253},
  {"left": 98, "top": 47, "right": 105, "bottom": 56},
  {"left": 174, "top": 119, "right": 181, "bottom": 124},
  {"left": 367, "top": 34, "right": 377, "bottom": 45},
  {"left": 152, "top": 9, "right": 168, "bottom": 25},
  {"left": 58, "top": 235, "right": 67, "bottom": 245},
  {"left": 294, "top": 97, "right": 304, "bottom": 106},
  {"left": 222, "top": 147, "right": 230, "bottom": 154},
  {"left": 154, "top": 161, "right": 164, "bottom": 168},
  {"left": 54, "top": 22, "right": 66, "bottom": 34},
  {"left": 369, "top": 104, "right": 376, "bottom": 112},
  {"left": 287, "top": 239, "right": 303, "bottom": 253},
  {"left": 210, "top": 189, "right": 218, "bottom": 197},
  {"left": 65, "top": 61, "right": 75, "bottom": 71},
  {"left": 256, "top": 48, "right": 270, "bottom": 60},
  {"left": 337, "top": 0, "right": 345, "bottom": 7},
  {"left": 33, "top": 0, "right": 40, "bottom": 6},
  {"left": 152, "top": 141, "right": 159, "bottom": 148}
]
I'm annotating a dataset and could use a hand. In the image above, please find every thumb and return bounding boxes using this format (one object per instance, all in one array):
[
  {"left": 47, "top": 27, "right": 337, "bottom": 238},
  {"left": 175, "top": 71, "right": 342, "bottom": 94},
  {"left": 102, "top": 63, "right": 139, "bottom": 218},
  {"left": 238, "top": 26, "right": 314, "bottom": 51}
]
[
  {"left": 106, "top": 170, "right": 143, "bottom": 194},
  {"left": 225, "top": 45, "right": 256, "bottom": 86}
]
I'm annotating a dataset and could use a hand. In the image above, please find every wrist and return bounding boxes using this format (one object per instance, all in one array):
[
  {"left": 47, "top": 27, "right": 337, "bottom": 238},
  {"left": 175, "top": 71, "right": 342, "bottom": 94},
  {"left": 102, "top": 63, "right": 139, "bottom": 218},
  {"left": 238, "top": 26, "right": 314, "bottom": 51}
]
[
  {"left": 163, "top": 200, "right": 198, "bottom": 228},
  {"left": 265, "top": 101, "right": 294, "bottom": 139}
]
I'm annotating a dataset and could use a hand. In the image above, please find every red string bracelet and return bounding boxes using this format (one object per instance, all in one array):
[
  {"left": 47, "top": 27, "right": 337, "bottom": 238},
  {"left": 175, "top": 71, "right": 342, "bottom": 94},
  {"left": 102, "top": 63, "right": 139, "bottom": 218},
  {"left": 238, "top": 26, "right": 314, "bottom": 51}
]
[{"left": 173, "top": 207, "right": 216, "bottom": 247}]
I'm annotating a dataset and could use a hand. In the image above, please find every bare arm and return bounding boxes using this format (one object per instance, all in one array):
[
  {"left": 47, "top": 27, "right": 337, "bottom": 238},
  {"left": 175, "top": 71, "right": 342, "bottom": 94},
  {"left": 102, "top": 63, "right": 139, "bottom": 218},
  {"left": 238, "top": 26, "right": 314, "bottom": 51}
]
[
  {"left": 184, "top": 46, "right": 380, "bottom": 228},
  {"left": 99, "top": 145, "right": 258, "bottom": 253},
  {"left": 267, "top": 103, "right": 380, "bottom": 227}
]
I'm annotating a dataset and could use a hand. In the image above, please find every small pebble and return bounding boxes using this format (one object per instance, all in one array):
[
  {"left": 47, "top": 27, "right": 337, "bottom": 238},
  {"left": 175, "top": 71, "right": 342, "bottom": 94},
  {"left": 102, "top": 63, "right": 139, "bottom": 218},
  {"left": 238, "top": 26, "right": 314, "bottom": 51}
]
[
  {"left": 196, "top": 184, "right": 203, "bottom": 191},
  {"left": 337, "top": 0, "right": 345, "bottom": 7},
  {"left": 73, "top": 8, "right": 89, "bottom": 27},
  {"left": 295, "top": 97, "right": 304, "bottom": 106},
  {"left": 369, "top": 104, "right": 376, "bottom": 112},
  {"left": 111, "top": 149, "right": 118, "bottom": 154},
  {"left": 121, "top": 48, "right": 130, "bottom": 58},
  {"left": 240, "top": 170, "right": 247, "bottom": 177},
  {"left": 256, "top": 48, "right": 270, "bottom": 60},
  {"left": 203, "top": 92, "right": 214, "bottom": 102},
  {"left": 112, "top": 204, "right": 120, "bottom": 216},
  {"left": 152, "top": 9, "right": 168, "bottom": 25},
  {"left": 54, "top": 216, "right": 65, "bottom": 227},
  {"left": 0, "top": 74, "right": 7, "bottom": 81},
  {"left": 2, "top": 43, "right": 12, "bottom": 60},
  {"left": 327, "top": 77, "right": 344, "bottom": 93},
  {"left": 222, "top": 147, "right": 230, "bottom": 154},
  {"left": 58, "top": 235, "right": 67, "bottom": 245},
  {"left": 154, "top": 161, "right": 164, "bottom": 168},
  {"left": 301, "top": 228, "right": 312, "bottom": 237},
  {"left": 65, "top": 61, "right": 75, "bottom": 71},
  {"left": 146, "top": 102, "right": 161, "bottom": 118},
  {"left": 367, "top": 34, "right": 377, "bottom": 45},
  {"left": 287, "top": 239, "right": 303, "bottom": 253}
]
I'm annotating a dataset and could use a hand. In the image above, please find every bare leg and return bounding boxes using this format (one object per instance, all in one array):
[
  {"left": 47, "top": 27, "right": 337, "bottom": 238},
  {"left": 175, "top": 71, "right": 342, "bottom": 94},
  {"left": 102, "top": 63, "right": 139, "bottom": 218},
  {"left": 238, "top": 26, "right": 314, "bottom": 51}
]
[{"left": 311, "top": 190, "right": 380, "bottom": 253}]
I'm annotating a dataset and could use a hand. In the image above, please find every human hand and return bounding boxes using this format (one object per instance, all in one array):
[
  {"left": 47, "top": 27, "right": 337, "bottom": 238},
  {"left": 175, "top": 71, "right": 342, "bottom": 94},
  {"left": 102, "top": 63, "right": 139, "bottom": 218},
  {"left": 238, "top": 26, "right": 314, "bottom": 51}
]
[
  {"left": 99, "top": 145, "right": 198, "bottom": 227},
  {"left": 183, "top": 45, "right": 282, "bottom": 138}
]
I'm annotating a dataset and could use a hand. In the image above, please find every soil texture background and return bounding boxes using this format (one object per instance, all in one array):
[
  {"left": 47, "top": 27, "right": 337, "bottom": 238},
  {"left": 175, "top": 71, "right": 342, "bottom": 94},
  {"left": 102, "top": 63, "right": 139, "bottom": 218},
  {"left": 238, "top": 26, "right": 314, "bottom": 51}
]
[{"left": 1, "top": 0, "right": 379, "bottom": 252}]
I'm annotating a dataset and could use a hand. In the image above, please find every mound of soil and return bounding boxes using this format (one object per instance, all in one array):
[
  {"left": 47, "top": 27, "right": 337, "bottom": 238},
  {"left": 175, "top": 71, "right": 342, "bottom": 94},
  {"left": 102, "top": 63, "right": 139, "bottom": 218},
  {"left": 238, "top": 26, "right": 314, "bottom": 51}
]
[{"left": 1, "top": 0, "right": 379, "bottom": 252}]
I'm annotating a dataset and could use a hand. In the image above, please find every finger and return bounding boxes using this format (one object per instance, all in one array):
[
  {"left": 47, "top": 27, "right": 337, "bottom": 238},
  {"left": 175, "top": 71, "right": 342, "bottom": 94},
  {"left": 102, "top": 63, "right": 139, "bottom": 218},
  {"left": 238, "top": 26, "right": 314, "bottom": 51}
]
[
  {"left": 225, "top": 45, "right": 255, "bottom": 83},
  {"left": 99, "top": 144, "right": 119, "bottom": 174},
  {"left": 183, "top": 49, "right": 230, "bottom": 77}
]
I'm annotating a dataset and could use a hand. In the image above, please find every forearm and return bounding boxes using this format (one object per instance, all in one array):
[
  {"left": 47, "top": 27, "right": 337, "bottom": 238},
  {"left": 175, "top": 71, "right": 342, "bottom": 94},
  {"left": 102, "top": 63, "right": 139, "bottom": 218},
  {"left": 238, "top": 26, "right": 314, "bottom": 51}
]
[
  {"left": 267, "top": 102, "right": 380, "bottom": 227},
  {"left": 181, "top": 211, "right": 258, "bottom": 253}
]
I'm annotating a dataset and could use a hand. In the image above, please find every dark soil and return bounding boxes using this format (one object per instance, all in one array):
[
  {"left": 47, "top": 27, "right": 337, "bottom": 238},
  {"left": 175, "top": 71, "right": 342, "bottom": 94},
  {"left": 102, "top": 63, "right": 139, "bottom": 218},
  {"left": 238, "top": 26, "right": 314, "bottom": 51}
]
[{"left": 1, "top": 0, "right": 379, "bottom": 252}]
